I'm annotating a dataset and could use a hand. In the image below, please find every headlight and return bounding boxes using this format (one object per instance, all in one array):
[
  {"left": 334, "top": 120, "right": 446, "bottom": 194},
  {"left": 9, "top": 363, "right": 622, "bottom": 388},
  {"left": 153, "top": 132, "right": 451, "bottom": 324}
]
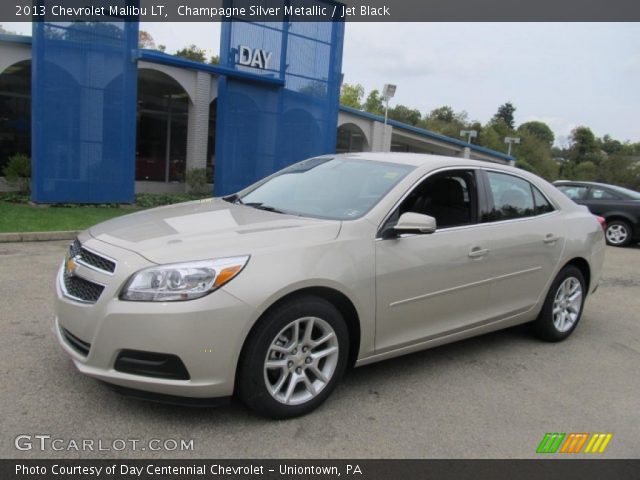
[{"left": 120, "top": 256, "right": 250, "bottom": 302}]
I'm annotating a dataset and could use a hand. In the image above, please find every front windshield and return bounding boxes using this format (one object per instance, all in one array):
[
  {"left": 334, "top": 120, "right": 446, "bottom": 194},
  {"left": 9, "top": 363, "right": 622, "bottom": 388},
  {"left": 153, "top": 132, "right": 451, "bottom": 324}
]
[
  {"left": 238, "top": 157, "right": 414, "bottom": 220},
  {"left": 607, "top": 185, "right": 640, "bottom": 200}
]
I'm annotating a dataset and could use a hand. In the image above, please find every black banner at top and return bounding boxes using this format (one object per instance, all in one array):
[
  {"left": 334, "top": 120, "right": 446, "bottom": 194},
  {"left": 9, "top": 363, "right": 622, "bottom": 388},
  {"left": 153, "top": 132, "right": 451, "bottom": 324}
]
[{"left": 1, "top": 0, "right": 640, "bottom": 22}]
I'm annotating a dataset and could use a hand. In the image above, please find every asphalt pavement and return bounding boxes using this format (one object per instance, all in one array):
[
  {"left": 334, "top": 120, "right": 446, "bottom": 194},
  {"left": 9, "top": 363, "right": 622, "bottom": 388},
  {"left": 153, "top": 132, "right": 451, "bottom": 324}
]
[{"left": 1, "top": 240, "right": 638, "bottom": 458}]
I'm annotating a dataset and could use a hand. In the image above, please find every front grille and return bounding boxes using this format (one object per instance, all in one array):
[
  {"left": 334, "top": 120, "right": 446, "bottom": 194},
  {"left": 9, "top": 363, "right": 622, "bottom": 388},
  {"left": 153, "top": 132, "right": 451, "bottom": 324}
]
[
  {"left": 71, "top": 239, "right": 116, "bottom": 274},
  {"left": 63, "top": 274, "right": 105, "bottom": 303},
  {"left": 60, "top": 327, "right": 91, "bottom": 356}
]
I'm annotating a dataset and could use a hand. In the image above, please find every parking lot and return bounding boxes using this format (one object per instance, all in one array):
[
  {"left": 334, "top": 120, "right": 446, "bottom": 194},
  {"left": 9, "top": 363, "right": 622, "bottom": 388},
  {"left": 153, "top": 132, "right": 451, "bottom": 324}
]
[{"left": 1, "top": 240, "right": 638, "bottom": 458}]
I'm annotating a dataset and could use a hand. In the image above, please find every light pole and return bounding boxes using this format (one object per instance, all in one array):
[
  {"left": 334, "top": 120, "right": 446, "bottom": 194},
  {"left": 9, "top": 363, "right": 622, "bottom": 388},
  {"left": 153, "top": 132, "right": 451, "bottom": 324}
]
[
  {"left": 459, "top": 130, "right": 477, "bottom": 159},
  {"left": 382, "top": 84, "right": 396, "bottom": 152},
  {"left": 460, "top": 129, "right": 477, "bottom": 144},
  {"left": 504, "top": 137, "right": 520, "bottom": 166},
  {"left": 504, "top": 136, "right": 520, "bottom": 156}
]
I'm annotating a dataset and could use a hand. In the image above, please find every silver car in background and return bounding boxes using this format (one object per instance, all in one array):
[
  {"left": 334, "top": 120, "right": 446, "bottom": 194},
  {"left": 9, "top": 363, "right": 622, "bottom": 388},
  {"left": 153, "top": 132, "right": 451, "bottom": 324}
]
[{"left": 54, "top": 153, "right": 605, "bottom": 418}]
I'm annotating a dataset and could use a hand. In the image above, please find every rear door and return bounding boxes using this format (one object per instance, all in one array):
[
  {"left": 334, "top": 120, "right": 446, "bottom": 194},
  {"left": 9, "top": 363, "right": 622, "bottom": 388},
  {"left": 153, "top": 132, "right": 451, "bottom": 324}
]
[
  {"left": 581, "top": 186, "right": 622, "bottom": 216},
  {"left": 480, "top": 170, "right": 565, "bottom": 319}
]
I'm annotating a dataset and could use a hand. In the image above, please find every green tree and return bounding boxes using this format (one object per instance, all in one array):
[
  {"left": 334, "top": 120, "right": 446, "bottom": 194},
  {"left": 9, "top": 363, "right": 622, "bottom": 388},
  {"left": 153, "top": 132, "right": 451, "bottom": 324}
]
[
  {"left": 2, "top": 154, "right": 31, "bottom": 194},
  {"left": 421, "top": 106, "right": 470, "bottom": 139},
  {"left": 597, "top": 154, "right": 633, "bottom": 186},
  {"left": 138, "top": 30, "right": 156, "bottom": 49},
  {"left": 492, "top": 102, "right": 517, "bottom": 130},
  {"left": 512, "top": 132, "right": 559, "bottom": 181},
  {"left": 429, "top": 106, "right": 455, "bottom": 123},
  {"left": 175, "top": 44, "right": 207, "bottom": 63},
  {"left": 475, "top": 124, "right": 505, "bottom": 152},
  {"left": 598, "top": 134, "right": 623, "bottom": 155},
  {"left": 339, "top": 83, "right": 364, "bottom": 109},
  {"left": 574, "top": 161, "right": 598, "bottom": 181},
  {"left": 518, "top": 121, "right": 555, "bottom": 147},
  {"left": 569, "top": 126, "right": 598, "bottom": 161},
  {"left": 209, "top": 55, "right": 220, "bottom": 65},
  {"left": 388, "top": 105, "right": 421, "bottom": 126},
  {"left": 488, "top": 118, "right": 512, "bottom": 142},
  {"left": 364, "top": 89, "right": 384, "bottom": 116}
]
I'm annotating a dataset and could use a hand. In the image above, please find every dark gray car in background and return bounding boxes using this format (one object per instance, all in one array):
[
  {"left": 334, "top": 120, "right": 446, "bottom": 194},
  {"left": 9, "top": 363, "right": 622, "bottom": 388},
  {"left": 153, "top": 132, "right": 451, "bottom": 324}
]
[{"left": 554, "top": 180, "right": 640, "bottom": 247}]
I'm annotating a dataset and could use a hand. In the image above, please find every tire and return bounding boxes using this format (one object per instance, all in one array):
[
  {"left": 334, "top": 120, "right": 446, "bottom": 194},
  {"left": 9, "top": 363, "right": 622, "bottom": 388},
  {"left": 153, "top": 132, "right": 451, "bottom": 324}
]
[
  {"left": 237, "top": 295, "right": 349, "bottom": 419},
  {"left": 605, "top": 220, "right": 632, "bottom": 247},
  {"left": 532, "top": 266, "right": 586, "bottom": 342}
]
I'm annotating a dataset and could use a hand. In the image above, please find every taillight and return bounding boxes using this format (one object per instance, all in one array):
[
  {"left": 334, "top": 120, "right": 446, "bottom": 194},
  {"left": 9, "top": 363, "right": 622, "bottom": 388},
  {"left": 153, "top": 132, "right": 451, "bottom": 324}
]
[{"left": 596, "top": 216, "right": 606, "bottom": 231}]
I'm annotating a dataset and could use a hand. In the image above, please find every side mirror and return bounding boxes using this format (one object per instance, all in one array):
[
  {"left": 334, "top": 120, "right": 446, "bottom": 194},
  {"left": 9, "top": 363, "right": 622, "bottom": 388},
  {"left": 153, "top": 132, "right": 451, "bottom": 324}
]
[{"left": 393, "top": 212, "right": 437, "bottom": 235}]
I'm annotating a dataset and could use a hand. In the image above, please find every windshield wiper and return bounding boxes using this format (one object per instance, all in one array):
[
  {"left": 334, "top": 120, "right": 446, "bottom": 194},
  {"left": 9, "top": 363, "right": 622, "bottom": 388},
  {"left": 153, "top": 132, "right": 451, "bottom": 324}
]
[{"left": 244, "top": 202, "right": 287, "bottom": 214}]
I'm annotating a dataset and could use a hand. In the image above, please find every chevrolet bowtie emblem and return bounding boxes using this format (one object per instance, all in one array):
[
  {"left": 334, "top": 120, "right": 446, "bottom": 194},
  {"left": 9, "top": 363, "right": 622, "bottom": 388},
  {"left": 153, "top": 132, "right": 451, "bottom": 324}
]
[{"left": 65, "top": 256, "right": 77, "bottom": 275}]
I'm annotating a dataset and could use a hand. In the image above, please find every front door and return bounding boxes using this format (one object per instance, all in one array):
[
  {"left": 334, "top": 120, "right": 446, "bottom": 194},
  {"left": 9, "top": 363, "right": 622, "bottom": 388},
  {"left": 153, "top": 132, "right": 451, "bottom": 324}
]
[{"left": 375, "top": 169, "right": 495, "bottom": 352}]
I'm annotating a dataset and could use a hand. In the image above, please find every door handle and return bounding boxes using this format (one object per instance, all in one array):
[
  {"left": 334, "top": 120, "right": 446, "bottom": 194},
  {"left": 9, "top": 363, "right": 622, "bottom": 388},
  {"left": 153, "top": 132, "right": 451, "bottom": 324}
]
[
  {"left": 544, "top": 234, "right": 560, "bottom": 244},
  {"left": 468, "top": 247, "right": 489, "bottom": 258}
]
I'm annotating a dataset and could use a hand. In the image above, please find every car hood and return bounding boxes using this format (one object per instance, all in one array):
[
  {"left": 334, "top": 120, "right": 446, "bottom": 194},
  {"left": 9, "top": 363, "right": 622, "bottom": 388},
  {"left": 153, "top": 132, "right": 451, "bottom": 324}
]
[{"left": 88, "top": 198, "right": 341, "bottom": 264}]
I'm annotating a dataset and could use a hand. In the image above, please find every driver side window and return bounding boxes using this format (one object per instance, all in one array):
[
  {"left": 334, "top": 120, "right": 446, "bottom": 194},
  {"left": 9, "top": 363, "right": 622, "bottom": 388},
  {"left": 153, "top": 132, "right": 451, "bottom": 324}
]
[{"left": 383, "top": 170, "right": 478, "bottom": 232}]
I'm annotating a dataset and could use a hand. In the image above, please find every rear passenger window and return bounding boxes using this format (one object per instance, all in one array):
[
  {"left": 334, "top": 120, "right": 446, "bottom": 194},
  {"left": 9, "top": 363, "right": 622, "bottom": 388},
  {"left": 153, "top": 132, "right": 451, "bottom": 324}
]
[
  {"left": 484, "top": 171, "right": 535, "bottom": 221},
  {"left": 532, "top": 186, "right": 554, "bottom": 215},
  {"left": 590, "top": 188, "right": 617, "bottom": 200}
]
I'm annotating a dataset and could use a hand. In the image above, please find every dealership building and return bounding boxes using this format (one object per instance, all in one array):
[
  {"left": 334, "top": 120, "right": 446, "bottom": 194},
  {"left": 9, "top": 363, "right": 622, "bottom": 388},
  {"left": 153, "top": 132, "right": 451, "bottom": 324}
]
[{"left": 0, "top": 16, "right": 512, "bottom": 202}]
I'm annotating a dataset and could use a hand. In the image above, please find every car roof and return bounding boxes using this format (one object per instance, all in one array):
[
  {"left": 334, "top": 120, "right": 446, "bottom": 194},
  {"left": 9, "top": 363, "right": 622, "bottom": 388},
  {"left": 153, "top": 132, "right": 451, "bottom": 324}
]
[
  {"left": 337, "top": 152, "right": 512, "bottom": 170},
  {"left": 553, "top": 180, "right": 614, "bottom": 188}
]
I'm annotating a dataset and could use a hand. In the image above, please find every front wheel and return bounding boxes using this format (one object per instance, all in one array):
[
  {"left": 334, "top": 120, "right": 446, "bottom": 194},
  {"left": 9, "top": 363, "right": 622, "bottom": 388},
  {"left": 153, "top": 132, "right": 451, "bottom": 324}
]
[
  {"left": 605, "top": 220, "right": 632, "bottom": 247},
  {"left": 237, "top": 296, "right": 349, "bottom": 419},
  {"left": 532, "top": 266, "right": 586, "bottom": 342}
]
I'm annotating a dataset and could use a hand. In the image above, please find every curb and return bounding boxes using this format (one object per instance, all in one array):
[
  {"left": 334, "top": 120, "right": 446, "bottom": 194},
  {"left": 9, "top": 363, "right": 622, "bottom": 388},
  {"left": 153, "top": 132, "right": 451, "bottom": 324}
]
[{"left": 0, "top": 231, "right": 78, "bottom": 243}]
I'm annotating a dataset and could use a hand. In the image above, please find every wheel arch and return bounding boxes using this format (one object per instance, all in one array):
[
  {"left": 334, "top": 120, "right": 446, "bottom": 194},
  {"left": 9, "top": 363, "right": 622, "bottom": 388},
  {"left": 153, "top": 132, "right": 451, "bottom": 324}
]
[
  {"left": 235, "top": 286, "right": 362, "bottom": 387},
  {"left": 562, "top": 257, "right": 591, "bottom": 292},
  {"left": 603, "top": 213, "right": 635, "bottom": 227}
]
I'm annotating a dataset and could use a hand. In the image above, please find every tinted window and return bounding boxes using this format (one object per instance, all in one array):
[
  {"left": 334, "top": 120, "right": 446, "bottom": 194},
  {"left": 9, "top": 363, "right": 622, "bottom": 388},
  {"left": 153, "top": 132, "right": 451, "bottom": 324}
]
[
  {"left": 589, "top": 188, "right": 617, "bottom": 200},
  {"left": 532, "top": 186, "right": 555, "bottom": 215},
  {"left": 484, "top": 171, "right": 535, "bottom": 221},
  {"left": 557, "top": 185, "right": 588, "bottom": 200},
  {"left": 606, "top": 184, "right": 640, "bottom": 200},
  {"left": 382, "top": 170, "right": 477, "bottom": 232}
]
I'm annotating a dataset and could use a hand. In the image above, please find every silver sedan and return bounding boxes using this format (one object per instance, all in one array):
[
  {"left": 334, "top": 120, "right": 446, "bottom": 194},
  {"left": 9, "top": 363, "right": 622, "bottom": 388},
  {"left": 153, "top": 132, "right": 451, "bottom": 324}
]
[{"left": 54, "top": 153, "right": 606, "bottom": 418}]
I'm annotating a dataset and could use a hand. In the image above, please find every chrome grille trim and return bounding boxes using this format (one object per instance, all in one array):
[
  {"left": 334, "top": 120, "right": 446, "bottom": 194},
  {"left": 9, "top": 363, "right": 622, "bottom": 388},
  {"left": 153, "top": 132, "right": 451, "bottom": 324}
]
[
  {"left": 60, "top": 270, "right": 106, "bottom": 304},
  {"left": 70, "top": 239, "right": 117, "bottom": 275}
]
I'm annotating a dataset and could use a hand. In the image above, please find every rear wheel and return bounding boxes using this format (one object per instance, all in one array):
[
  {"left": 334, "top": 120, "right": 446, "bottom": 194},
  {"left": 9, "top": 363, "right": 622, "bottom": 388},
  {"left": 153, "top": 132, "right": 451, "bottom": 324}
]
[
  {"left": 605, "top": 220, "right": 632, "bottom": 247},
  {"left": 237, "top": 296, "right": 349, "bottom": 419},
  {"left": 533, "top": 266, "right": 586, "bottom": 342}
]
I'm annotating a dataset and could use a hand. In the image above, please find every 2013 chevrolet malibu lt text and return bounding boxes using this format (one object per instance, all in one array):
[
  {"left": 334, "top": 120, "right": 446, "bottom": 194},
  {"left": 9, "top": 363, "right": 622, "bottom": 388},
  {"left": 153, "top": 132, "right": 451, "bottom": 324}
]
[{"left": 54, "top": 153, "right": 606, "bottom": 418}]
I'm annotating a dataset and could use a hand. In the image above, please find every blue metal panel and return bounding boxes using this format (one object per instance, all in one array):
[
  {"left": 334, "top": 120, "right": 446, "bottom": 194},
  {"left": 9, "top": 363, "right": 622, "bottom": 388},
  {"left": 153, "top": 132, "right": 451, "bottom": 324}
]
[
  {"left": 215, "top": 4, "right": 345, "bottom": 196},
  {"left": 31, "top": 13, "right": 138, "bottom": 203}
]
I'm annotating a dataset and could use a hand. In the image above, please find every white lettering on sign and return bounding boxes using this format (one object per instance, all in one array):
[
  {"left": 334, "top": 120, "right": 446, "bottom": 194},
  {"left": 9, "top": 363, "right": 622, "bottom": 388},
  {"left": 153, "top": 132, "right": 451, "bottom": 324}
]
[{"left": 238, "top": 45, "right": 273, "bottom": 70}]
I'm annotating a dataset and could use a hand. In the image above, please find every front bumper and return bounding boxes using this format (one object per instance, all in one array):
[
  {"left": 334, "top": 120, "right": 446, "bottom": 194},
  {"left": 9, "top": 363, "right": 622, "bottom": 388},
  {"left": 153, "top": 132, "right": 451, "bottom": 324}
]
[{"left": 54, "top": 238, "right": 257, "bottom": 399}]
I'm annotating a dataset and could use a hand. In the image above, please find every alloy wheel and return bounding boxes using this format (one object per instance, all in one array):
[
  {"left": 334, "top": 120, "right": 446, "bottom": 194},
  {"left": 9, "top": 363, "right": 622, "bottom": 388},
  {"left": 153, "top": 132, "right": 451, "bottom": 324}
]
[
  {"left": 263, "top": 317, "right": 339, "bottom": 406},
  {"left": 606, "top": 224, "right": 629, "bottom": 245},
  {"left": 552, "top": 276, "right": 583, "bottom": 333}
]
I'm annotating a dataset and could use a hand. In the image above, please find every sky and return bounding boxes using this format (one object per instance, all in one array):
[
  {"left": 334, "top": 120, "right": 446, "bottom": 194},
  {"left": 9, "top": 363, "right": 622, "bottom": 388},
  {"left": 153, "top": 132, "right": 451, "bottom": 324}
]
[{"left": 3, "top": 22, "right": 639, "bottom": 146}]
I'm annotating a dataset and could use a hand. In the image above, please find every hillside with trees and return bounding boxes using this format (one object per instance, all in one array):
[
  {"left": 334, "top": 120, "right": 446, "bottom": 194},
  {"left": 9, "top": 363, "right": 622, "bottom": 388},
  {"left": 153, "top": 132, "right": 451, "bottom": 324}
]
[{"left": 340, "top": 83, "right": 640, "bottom": 190}]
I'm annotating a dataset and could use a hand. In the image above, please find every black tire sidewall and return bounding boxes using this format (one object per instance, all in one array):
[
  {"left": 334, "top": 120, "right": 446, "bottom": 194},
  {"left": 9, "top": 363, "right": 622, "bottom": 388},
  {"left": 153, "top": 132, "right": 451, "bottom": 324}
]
[
  {"left": 237, "top": 296, "right": 349, "bottom": 419},
  {"left": 605, "top": 220, "right": 632, "bottom": 247},
  {"left": 534, "top": 266, "right": 586, "bottom": 342}
]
